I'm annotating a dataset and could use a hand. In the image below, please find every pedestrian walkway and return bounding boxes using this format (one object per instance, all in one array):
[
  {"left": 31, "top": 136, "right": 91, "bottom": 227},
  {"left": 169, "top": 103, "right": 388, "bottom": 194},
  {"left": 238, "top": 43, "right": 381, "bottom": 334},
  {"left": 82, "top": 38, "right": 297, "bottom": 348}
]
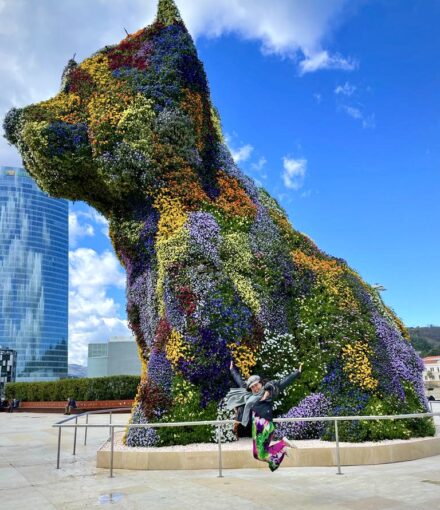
[{"left": 1, "top": 412, "right": 440, "bottom": 509}]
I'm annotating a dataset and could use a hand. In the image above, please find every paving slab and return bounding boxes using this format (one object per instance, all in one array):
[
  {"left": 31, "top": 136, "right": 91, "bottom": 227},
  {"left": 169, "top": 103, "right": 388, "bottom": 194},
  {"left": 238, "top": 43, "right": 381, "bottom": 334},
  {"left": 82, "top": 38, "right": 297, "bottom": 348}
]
[{"left": 1, "top": 413, "right": 440, "bottom": 510}]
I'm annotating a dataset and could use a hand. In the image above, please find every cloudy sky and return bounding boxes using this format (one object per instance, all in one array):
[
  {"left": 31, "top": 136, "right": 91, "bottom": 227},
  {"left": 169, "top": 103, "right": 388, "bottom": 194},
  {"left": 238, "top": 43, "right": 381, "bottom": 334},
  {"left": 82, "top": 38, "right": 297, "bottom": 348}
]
[{"left": 1, "top": 0, "right": 439, "bottom": 365}]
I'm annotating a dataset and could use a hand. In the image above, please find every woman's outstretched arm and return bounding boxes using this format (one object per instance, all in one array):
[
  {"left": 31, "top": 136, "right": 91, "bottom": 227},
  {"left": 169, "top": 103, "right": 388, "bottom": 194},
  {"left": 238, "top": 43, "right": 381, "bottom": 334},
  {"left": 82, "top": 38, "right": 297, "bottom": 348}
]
[
  {"left": 277, "top": 363, "right": 303, "bottom": 391},
  {"left": 230, "top": 361, "right": 246, "bottom": 388}
]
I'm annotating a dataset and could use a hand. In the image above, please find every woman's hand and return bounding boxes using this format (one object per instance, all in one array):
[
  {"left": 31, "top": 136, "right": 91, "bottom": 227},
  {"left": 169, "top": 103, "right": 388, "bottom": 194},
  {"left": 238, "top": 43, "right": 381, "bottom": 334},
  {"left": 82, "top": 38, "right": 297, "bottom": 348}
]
[
  {"left": 230, "top": 360, "right": 234, "bottom": 370},
  {"left": 298, "top": 362, "right": 304, "bottom": 373},
  {"left": 261, "top": 390, "right": 270, "bottom": 401}
]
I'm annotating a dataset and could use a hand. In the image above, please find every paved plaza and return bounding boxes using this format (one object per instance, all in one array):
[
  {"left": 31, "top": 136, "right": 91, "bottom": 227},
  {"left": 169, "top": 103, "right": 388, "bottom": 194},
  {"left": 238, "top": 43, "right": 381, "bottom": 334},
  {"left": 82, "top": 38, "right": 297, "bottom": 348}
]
[{"left": 1, "top": 412, "right": 440, "bottom": 509}]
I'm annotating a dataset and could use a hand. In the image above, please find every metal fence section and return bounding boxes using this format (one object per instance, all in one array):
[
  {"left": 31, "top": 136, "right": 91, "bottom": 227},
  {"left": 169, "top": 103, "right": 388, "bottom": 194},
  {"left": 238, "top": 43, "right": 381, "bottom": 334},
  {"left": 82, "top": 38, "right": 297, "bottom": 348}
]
[{"left": 53, "top": 408, "right": 440, "bottom": 478}]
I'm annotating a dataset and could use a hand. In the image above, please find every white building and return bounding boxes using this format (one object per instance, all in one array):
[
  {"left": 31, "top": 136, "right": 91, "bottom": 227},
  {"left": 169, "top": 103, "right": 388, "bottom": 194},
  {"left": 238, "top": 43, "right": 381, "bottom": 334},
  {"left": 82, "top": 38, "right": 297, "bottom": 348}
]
[
  {"left": 87, "top": 336, "right": 141, "bottom": 378},
  {"left": 423, "top": 356, "right": 440, "bottom": 399},
  {"left": 423, "top": 356, "right": 440, "bottom": 382}
]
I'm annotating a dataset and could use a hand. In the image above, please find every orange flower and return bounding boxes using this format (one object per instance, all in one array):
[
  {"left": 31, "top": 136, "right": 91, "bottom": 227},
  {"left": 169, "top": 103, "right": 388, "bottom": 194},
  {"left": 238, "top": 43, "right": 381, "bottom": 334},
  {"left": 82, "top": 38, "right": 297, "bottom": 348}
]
[
  {"left": 215, "top": 171, "right": 257, "bottom": 219},
  {"left": 180, "top": 89, "right": 206, "bottom": 152}
]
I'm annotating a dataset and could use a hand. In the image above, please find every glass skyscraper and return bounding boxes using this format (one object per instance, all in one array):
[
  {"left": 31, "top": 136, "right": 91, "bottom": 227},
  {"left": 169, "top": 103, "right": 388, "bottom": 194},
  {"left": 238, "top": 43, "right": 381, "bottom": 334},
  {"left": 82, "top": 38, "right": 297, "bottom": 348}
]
[{"left": 0, "top": 166, "right": 68, "bottom": 381}]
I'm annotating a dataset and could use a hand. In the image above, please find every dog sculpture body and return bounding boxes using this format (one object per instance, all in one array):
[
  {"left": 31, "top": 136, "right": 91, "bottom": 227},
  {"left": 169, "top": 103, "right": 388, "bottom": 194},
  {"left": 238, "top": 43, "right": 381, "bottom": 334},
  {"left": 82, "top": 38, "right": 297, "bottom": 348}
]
[{"left": 4, "top": 0, "right": 431, "bottom": 445}]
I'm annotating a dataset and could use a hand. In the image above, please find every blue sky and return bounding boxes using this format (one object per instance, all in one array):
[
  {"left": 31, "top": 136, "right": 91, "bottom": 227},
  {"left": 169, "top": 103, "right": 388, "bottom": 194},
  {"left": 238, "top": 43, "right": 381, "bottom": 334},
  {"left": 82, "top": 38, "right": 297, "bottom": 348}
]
[{"left": 0, "top": 0, "right": 438, "bottom": 364}]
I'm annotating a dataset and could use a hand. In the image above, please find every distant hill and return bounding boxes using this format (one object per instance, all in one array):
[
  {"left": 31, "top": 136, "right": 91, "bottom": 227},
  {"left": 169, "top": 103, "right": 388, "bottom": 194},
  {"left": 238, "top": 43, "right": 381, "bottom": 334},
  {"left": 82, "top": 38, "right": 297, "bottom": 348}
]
[
  {"left": 408, "top": 326, "right": 440, "bottom": 357},
  {"left": 68, "top": 364, "right": 87, "bottom": 378}
]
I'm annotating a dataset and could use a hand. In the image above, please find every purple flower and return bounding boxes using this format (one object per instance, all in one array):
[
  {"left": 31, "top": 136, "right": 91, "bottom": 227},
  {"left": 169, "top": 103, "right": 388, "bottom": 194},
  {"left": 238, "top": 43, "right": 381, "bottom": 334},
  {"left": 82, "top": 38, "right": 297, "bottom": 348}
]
[
  {"left": 178, "top": 328, "right": 230, "bottom": 406},
  {"left": 186, "top": 212, "right": 221, "bottom": 265},
  {"left": 125, "top": 405, "right": 159, "bottom": 447},
  {"left": 127, "top": 268, "right": 159, "bottom": 347},
  {"left": 148, "top": 349, "right": 173, "bottom": 394},
  {"left": 275, "top": 393, "right": 331, "bottom": 440},
  {"left": 372, "top": 312, "right": 427, "bottom": 407}
]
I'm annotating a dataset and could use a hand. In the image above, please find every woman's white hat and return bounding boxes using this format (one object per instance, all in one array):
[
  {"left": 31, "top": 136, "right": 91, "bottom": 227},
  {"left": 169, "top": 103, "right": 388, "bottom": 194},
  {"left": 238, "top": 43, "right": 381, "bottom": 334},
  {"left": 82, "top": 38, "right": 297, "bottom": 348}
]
[{"left": 246, "top": 375, "right": 261, "bottom": 389}]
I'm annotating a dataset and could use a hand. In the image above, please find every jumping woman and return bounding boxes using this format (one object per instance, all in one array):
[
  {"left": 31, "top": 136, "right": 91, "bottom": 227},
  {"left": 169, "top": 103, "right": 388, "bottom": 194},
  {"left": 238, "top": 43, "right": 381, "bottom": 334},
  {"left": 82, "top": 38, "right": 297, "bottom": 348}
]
[{"left": 226, "top": 361, "right": 303, "bottom": 472}]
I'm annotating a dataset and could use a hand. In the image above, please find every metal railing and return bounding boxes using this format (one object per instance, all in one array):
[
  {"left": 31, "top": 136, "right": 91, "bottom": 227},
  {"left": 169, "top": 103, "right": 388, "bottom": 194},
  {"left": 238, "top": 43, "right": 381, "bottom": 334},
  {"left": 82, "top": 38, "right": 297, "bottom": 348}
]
[
  {"left": 53, "top": 409, "right": 439, "bottom": 478},
  {"left": 54, "top": 407, "right": 131, "bottom": 469}
]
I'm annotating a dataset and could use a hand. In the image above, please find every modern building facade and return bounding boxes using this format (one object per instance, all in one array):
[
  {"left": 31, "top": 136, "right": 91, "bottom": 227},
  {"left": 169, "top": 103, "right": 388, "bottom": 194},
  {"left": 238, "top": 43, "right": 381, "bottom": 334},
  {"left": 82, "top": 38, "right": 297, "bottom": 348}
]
[
  {"left": 87, "top": 336, "right": 140, "bottom": 378},
  {"left": 0, "top": 348, "right": 17, "bottom": 397},
  {"left": 0, "top": 166, "right": 68, "bottom": 381}
]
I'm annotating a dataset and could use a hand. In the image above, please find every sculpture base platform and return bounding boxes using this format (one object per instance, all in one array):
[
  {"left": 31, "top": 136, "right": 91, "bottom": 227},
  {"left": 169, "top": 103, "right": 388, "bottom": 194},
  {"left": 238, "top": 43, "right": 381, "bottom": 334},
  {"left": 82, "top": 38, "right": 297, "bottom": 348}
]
[{"left": 97, "top": 433, "right": 440, "bottom": 470}]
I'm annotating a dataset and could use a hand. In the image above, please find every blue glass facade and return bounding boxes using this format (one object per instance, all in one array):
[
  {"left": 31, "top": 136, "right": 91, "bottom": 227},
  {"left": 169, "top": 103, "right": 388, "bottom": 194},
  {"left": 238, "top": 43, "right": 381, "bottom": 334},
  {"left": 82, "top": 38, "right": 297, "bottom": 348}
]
[{"left": 0, "top": 166, "right": 68, "bottom": 381}]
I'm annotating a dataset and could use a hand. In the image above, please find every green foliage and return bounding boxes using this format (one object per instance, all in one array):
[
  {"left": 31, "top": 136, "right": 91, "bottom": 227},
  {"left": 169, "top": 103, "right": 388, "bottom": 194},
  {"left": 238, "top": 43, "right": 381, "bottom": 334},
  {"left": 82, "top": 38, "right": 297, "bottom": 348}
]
[
  {"left": 5, "top": 375, "right": 139, "bottom": 402},
  {"left": 157, "top": 376, "right": 218, "bottom": 445},
  {"left": 409, "top": 326, "right": 440, "bottom": 356},
  {"left": 323, "top": 384, "right": 435, "bottom": 442}
]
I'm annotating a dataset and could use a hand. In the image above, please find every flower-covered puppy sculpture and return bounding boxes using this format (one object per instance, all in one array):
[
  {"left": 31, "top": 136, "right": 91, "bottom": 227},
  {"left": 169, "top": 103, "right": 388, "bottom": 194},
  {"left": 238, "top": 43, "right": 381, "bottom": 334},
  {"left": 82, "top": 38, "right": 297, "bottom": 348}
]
[{"left": 4, "top": 0, "right": 433, "bottom": 445}]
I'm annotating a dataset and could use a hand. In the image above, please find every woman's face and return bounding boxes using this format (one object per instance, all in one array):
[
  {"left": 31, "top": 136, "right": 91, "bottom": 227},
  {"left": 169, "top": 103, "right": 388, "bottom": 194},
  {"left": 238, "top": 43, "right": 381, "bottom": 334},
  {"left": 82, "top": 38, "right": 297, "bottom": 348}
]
[{"left": 250, "top": 382, "right": 263, "bottom": 394}]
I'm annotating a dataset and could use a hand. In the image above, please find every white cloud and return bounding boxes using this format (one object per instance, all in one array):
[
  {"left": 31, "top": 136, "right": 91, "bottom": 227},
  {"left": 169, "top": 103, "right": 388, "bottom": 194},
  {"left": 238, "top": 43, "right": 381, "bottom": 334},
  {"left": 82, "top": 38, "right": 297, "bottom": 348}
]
[
  {"left": 69, "top": 211, "right": 94, "bottom": 248},
  {"left": 299, "top": 50, "right": 358, "bottom": 75},
  {"left": 181, "top": 1, "right": 358, "bottom": 71},
  {"left": 0, "top": 0, "right": 361, "bottom": 163},
  {"left": 313, "top": 93, "right": 323, "bottom": 104},
  {"left": 230, "top": 143, "right": 254, "bottom": 164},
  {"left": 335, "top": 81, "right": 356, "bottom": 96},
  {"left": 249, "top": 156, "right": 268, "bottom": 185},
  {"left": 282, "top": 157, "right": 307, "bottom": 190},
  {"left": 76, "top": 208, "right": 109, "bottom": 237},
  {"left": 343, "top": 105, "right": 363, "bottom": 120},
  {"left": 341, "top": 104, "right": 375, "bottom": 129},
  {"left": 68, "top": 248, "right": 130, "bottom": 365},
  {"left": 251, "top": 156, "right": 267, "bottom": 179},
  {"left": 69, "top": 248, "right": 125, "bottom": 295}
]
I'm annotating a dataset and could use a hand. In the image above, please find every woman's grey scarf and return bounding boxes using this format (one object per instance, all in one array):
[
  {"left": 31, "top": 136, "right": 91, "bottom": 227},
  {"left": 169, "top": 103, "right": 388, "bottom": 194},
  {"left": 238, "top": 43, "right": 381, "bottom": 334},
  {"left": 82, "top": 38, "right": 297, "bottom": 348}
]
[{"left": 225, "top": 387, "right": 264, "bottom": 427}]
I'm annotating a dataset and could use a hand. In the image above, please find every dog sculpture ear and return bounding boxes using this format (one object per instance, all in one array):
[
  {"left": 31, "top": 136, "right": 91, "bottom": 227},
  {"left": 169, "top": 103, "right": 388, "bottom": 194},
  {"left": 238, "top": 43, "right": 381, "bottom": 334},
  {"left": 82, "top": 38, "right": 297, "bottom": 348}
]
[
  {"left": 60, "top": 57, "right": 78, "bottom": 92},
  {"left": 156, "top": 0, "right": 182, "bottom": 26}
]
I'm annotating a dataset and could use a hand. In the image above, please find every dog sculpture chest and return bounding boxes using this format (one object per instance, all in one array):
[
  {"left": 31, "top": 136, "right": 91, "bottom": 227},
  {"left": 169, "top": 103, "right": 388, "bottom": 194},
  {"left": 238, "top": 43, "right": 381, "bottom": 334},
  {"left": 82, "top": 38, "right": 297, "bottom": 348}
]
[{"left": 4, "top": 0, "right": 431, "bottom": 445}]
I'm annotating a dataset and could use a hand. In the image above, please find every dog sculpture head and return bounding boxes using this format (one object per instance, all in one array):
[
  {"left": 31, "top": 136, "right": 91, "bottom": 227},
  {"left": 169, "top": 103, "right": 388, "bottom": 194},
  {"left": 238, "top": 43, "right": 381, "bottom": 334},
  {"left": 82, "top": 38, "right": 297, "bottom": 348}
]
[{"left": 3, "top": 0, "right": 220, "bottom": 217}]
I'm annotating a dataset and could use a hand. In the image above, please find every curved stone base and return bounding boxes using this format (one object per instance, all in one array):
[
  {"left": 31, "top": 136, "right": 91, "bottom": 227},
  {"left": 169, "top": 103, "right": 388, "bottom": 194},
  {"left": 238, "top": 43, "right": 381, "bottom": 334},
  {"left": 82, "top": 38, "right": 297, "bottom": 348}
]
[{"left": 97, "top": 434, "right": 440, "bottom": 470}]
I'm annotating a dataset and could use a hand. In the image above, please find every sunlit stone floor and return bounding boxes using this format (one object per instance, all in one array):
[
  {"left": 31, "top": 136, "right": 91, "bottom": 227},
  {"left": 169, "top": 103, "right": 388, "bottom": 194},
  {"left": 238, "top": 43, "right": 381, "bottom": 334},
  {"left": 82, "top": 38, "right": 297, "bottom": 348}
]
[{"left": 1, "top": 412, "right": 440, "bottom": 509}]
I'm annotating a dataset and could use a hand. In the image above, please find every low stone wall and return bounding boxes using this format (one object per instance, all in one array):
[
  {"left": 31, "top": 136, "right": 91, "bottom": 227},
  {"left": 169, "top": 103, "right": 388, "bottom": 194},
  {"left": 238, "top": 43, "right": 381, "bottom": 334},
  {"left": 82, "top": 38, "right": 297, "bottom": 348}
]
[
  {"left": 97, "top": 434, "right": 440, "bottom": 470},
  {"left": 16, "top": 399, "right": 134, "bottom": 413}
]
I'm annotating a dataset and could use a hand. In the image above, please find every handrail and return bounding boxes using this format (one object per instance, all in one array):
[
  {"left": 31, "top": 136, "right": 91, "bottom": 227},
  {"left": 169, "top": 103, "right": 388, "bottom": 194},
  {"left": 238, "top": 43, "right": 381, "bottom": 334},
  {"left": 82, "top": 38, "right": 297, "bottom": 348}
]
[
  {"left": 53, "top": 411, "right": 436, "bottom": 428},
  {"left": 54, "top": 407, "right": 132, "bottom": 425},
  {"left": 53, "top": 409, "right": 440, "bottom": 478}
]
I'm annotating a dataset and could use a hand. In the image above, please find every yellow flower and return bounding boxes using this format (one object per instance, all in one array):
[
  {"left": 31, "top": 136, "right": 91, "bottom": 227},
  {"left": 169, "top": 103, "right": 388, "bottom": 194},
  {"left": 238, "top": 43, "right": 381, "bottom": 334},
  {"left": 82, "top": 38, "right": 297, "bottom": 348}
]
[
  {"left": 228, "top": 343, "right": 256, "bottom": 379},
  {"left": 293, "top": 250, "right": 359, "bottom": 313},
  {"left": 154, "top": 193, "right": 190, "bottom": 315},
  {"left": 341, "top": 341, "right": 378, "bottom": 391},
  {"left": 165, "top": 330, "right": 193, "bottom": 368},
  {"left": 155, "top": 193, "right": 188, "bottom": 242}
]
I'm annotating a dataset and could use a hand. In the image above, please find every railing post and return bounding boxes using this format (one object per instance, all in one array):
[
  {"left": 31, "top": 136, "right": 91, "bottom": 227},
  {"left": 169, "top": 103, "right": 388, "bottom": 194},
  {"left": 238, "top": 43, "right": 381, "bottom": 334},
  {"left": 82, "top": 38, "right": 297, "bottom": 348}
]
[
  {"left": 217, "top": 424, "right": 223, "bottom": 478},
  {"left": 73, "top": 416, "right": 78, "bottom": 456},
  {"left": 84, "top": 413, "right": 89, "bottom": 445},
  {"left": 334, "top": 419, "right": 342, "bottom": 475},
  {"left": 109, "top": 411, "right": 112, "bottom": 439},
  {"left": 110, "top": 425, "right": 115, "bottom": 478},
  {"left": 56, "top": 427, "right": 62, "bottom": 469}
]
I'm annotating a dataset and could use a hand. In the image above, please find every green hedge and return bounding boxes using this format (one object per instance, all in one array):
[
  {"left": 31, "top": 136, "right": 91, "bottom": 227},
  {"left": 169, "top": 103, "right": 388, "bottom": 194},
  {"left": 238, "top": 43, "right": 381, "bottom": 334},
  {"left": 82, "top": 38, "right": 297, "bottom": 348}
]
[{"left": 5, "top": 375, "right": 140, "bottom": 402}]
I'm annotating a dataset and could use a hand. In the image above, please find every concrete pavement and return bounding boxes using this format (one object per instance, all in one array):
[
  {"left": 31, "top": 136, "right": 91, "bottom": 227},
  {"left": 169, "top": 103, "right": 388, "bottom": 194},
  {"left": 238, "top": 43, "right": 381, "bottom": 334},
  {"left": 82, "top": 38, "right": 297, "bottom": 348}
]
[{"left": 1, "top": 412, "right": 440, "bottom": 509}]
